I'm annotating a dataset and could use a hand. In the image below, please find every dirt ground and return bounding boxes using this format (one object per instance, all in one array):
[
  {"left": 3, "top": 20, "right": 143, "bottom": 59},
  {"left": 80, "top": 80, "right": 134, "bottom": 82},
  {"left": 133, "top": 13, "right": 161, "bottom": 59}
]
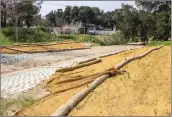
[
  {"left": 46, "top": 47, "right": 152, "bottom": 93},
  {"left": 1, "top": 48, "right": 23, "bottom": 54},
  {"left": 1, "top": 42, "right": 85, "bottom": 54},
  {"left": 15, "top": 46, "right": 170, "bottom": 116},
  {"left": 69, "top": 46, "right": 170, "bottom": 116},
  {"left": 1, "top": 45, "right": 142, "bottom": 74}
]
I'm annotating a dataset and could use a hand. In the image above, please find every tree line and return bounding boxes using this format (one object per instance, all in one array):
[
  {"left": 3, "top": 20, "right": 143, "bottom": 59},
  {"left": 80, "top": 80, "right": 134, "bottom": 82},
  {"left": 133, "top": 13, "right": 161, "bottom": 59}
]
[
  {"left": 1, "top": 0, "right": 42, "bottom": 28},
  {"left": 1, "top": 1, "right": 171, "bottom": 43},
  {"left": 45, "top": 1, "right": 171, "bottom": 43}
]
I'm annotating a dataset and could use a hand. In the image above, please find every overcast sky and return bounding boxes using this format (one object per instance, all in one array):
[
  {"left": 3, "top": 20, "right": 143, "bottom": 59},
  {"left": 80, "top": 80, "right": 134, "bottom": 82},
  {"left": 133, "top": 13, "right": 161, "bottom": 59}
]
[{"left": 40, "top": 1, "right": 136, "bottom": 16}]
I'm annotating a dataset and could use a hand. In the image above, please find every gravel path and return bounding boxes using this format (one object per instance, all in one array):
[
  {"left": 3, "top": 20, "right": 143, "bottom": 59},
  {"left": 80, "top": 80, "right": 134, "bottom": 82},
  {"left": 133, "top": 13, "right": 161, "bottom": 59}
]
[{"left": 1, "top": 45, "right": 143, "bottom": 98}]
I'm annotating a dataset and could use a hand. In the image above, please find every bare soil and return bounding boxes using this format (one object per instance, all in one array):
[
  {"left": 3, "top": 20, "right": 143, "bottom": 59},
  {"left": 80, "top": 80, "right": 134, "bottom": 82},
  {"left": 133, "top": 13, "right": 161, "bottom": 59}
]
[
  {"left": 1, "top": 42, "right": 85, "bottom": 54},
  {"left": 69, "top": 46, "right": 170, "bottom": 116},
  {"left": 2, "top": 45, "right": 142, "bottom": 74},
  {"left": 15, "top": 46, "right": 170, "bottom": 116},
  {"left": 1, "top": 48, "right": 22, "bottom": 54}
]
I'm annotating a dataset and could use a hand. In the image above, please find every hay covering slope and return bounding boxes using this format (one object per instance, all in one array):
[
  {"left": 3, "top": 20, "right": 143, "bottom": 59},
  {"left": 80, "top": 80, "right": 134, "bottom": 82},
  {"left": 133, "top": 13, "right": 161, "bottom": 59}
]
[
  {"left": 69, "top": 46, "right": 170, "bottom": 116},
  {"left": 1, "top": 42, "right": 85, "bottom": 54},
  {"left": 16, "top": 46, "right": 170, "bottom": 116}
]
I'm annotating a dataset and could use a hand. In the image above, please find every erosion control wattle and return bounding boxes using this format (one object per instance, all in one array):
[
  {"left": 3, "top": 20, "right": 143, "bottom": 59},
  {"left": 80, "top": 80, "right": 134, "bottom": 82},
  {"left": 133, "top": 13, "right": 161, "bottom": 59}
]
[{"left": 51, "top": 46, "right": 164, "bottom": 116}]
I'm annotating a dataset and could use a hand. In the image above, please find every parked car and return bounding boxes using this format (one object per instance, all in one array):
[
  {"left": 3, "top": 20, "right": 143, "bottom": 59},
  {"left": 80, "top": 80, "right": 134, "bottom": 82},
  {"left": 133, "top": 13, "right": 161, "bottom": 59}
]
[
  {"left": 87, "top": 27, "right": 96, "bottom": 34},
  {"left": 87, "top": 26, "right": 115, "bottom": 35}
]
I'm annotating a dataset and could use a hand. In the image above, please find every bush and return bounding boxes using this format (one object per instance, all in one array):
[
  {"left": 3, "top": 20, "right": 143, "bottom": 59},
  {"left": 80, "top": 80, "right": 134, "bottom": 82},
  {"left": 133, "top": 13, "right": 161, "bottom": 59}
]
[
  {"left": 56, "top": 33, "right": 126, "bottom": 46},
  {"left": 2, "top": 27, "right": 52, "bottom": 43},
  {"left": 39, "top": 26, "right": 46, "bottom": 32},
  {"left": 2, "top": 28, "right": 14, "bottom": 38},
  {"left": 111, "top": 31, "right": 126, "bottom": 44},
  {"left": 133, "top": 37, "right": 140, "bottom": 42}
]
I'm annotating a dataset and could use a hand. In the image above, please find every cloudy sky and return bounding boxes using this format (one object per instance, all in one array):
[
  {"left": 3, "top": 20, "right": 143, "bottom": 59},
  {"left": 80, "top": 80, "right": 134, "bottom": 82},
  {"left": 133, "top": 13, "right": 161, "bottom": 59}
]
[{"left": 40, "top": 1, "right": 136, "bottom": 16}]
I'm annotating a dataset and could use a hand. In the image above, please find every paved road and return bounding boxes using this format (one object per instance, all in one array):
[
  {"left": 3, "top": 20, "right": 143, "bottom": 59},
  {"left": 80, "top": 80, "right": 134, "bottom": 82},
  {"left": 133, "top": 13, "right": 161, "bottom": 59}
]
[{"left": 1, "top": 45, "right": 143, "bottom": 98}]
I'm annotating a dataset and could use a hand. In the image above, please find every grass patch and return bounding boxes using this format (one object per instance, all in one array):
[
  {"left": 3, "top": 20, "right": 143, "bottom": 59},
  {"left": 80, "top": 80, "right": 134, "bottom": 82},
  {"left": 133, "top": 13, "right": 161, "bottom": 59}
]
[
  {"left": 1, "top": 32, "right": 14, "bottom": 46},
  {"left": 1, "top": 27, "right": 126, "bottom": 46},
  {"left": 56, "top": 34, "right": 106, "bottom": 45},
  {"left": 0, "top": 95, "right": 36, "bottom": 116},
  {"left": 56, "top": 35, "right": 78, "bottom": 41},
  {"left": 57, "top": 33, "right": 126, "bottom": 46},
  {"left": 1, "top": 27, "right": 57, "bottom": 44},
  {"left": 147, "top": 41, "right": 171, "bottom": 46}
]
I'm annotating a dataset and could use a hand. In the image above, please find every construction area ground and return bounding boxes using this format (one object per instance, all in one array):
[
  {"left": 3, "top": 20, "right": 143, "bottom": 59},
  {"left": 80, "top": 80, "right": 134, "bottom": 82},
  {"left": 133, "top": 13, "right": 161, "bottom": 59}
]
[
  {"left": 1, "top": 42, "right": 171, "bottom": 116},
  {"left": 1, "top": 41, "right": 87, "bottom": 54}
]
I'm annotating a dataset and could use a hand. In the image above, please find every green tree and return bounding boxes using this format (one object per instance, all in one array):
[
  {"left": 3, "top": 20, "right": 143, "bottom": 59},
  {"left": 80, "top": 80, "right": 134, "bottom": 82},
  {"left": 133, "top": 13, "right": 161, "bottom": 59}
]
[
  {"left": 46, "top": 10, "right": 56, "bottom": 26},
  {"left": 71, "top": 6, "right": 79, "bottom": 22},
  {"left": 136, "top": 1, "right": 171, "bottom": 41},
  {"left": 138, "top": 11, "right": 153, "bottom": 44},
  {"left": 154, "top": 11, "right": 170, "bottom": 40},
  {"left": 1, "top": 1, "right": 7, "bottom": 27},
  {"left": 63, "top": 6, "right": 72, "bottom": 24},
  {"left": 113, "top": 4, "right": 139, "bottom": 41},
  {"left": 103, "top": 11, "right": 115, "bottom": 30},
  {"left": 92, "top": 7, "right": 104, "bottom": 26},
  {"left": 19, "top": 1, "right": 42, "bottom": 28}
]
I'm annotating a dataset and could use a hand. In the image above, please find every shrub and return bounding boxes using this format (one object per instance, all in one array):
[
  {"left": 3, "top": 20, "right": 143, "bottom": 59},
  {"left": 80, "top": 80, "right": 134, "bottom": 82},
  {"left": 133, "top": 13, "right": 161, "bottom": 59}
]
[
  {"left": 39, "top": 26, "right": 46, "bottom": 32},
  {"left": 2, "top": 27, "right": 52, "bottom": 43},
  {"left": 2, "top": 28, "right": 14, "bottom": 38},
  {"left": 111, "top": 30, "right": 126, "bottom": 44},
  {"left": 133, "top": 37, "right": 140, "bottom": 42}
]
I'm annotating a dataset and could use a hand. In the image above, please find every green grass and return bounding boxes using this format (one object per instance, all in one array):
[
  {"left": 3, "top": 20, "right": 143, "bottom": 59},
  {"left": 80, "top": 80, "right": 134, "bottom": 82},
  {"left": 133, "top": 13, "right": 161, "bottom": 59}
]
[
  {"left": 1, "top": 33, "right": 14, "bottom": 46},
  {"left": 1, "top": 27, "right": 125, "bottom": 46},
  {"left": 56, "top": 34, "right": 105, "bottom": 45},
  {"left": 1, "top": 27, "right": 56, "bottom": 44},
  {"left": 56, "top": 34, "right": 126, "bottom": 46},
  {"left": 147, "top": 41, "right": 171, "bottom": 46},
  {"left": 0, "top": 95, "right": 36, "bottom": 116}
]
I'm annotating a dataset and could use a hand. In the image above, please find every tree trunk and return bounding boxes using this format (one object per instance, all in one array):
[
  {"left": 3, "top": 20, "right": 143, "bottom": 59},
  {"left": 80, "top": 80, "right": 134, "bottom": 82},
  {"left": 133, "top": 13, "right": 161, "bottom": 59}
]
[
  {"left": 146, "top": 39, "right": 148, "bottom": 44},
  {"left": 15, "top": 17, "right": 19, "bottom": 42},
  {"left": 4, "top": 11, "right": 7, "bottom": 27},
  {"left": 15, "top": 26, "right": 19, "bottom": 42},
  {"left": 26, "top": 16, "right": 30, "bottom": 28}
]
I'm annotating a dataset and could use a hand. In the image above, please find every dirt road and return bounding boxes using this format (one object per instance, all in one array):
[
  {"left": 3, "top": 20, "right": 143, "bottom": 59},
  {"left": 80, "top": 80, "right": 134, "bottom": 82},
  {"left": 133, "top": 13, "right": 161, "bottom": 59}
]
[{"left": 2, "top": 45, "right": 142, "bottom": 74}]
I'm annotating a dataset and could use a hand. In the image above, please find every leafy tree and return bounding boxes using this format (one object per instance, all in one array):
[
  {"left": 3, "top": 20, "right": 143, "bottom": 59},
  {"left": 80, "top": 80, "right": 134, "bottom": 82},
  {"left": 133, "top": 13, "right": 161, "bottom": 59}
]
[
  {"left": 44, "top": 2, "right": 171, "bottom": 43},
  {"left": 1, "top": 1, "right": 7, "bottom": 27},
  {"left": 54, "top": 9, "right": 63, "bottom": 26},
  {"left": 103, "top": 11, "right": 115, "bottom": 30},
  {"left": 19, "top": 1, "right": 42, "bottom": 28},
  {"left": 138, "top": 11, "right": 152, "bottom": 44},
  {"left": 1, "top": 0, "right": 42, "bottom": 28},
  {"left": 63, "top": 6, "right": 72, "bottom": 24},
  {"left": 46, "top": 10, "right": 56, "bottom": 26},
  {"left": 78, "top": 6, "right": 96, "bottom": 26},
  {"left": 71, "top": 6, "right": 79, "bottom": 22},
  {"left": 92, "top": 7, "right": 104, "bottom": 25},
  {"left": 1, "top": 0, "right": 25, "bottom": 41},
  {"left": 154, "top": 11, "right": 170, "bottom": 40},
  {"left": 136, "top": 1, "right": 171, "bottom": 41},
  {"left": 113, "top": 4, "right": 139, "bottom": 41}
]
